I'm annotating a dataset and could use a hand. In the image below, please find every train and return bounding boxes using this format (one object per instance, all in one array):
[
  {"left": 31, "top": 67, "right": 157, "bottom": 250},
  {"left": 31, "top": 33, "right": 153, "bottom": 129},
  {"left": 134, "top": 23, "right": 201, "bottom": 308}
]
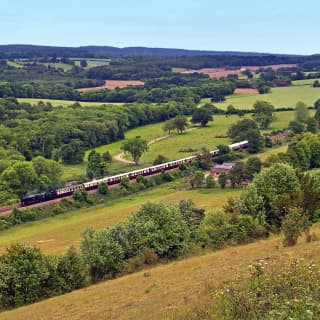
[{"left": 21, "top": 140, "right": 248, "bottom": 206}]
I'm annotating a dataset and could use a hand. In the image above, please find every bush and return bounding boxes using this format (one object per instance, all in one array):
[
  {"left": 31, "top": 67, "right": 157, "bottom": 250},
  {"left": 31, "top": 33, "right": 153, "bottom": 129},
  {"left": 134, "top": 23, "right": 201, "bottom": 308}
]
[
  {"left": 282, "top": 207, "right": 310, "bottom": 246},
  {"left": 98, "top": 182, "right": 109, "bottom": 195},
  {"left": 72, "top": 189, "right": 89, "bottom": 203},
  {"left": 205, "top": 175, "right": 215, "bottom": 188},
  {"left": 204, "top": 260, "right": 320, "bottom": 320}
]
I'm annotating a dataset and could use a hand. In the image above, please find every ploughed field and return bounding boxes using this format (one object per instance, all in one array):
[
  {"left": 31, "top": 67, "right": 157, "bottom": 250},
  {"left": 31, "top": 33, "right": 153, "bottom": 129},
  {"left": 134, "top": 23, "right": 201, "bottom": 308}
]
[{"left": 77, "top": 80, "right": 145, "bottom": 91}]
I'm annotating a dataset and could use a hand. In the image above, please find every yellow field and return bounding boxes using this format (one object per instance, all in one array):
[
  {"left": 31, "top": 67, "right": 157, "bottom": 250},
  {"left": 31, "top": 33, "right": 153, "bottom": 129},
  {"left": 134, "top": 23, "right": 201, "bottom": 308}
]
[{"left": 2, "top": 224, "right": 319, "bottom": 320}]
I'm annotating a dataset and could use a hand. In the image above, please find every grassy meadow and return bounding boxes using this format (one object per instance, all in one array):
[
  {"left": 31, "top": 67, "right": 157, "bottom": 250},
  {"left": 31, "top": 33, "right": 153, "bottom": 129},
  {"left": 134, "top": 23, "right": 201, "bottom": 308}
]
[
  {"left": 2, "top": 222, "right": 319, "bottom": 320},
  {"left": 0, "top": 180, "right": 241, "bottom": 254},
  {"left": 214, "top": 80, "right": 320, "bottom": 110},
  {"left": 18, "top": 98, "right": 122, "bottom": 108}
]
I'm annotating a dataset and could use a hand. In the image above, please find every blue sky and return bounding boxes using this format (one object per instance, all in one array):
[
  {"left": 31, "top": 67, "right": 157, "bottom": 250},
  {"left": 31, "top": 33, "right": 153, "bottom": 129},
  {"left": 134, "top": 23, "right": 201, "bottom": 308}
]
[{"left": 1, "top": 0, "right": 319, "bottom": 54}]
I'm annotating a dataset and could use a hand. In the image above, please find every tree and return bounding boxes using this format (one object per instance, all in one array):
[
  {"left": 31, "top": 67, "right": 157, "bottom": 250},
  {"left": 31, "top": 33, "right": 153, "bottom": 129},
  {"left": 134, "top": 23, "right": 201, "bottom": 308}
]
[
  {"left": 56, "top": 247, "right": 88, "bottom": 292},
  {"left": 72, "top": 189, "right": 89, "bottom": 202},
  {"left": 252, "top": 163, "right": 300, "bottom": 226},
  {"left": 226, "top": 104, "right": 238, "bottom": 115},
  {"left": 0, "top": 244, "right": 49, "bottom": 308},
  {"left": 1, "top": 161, "right": 38, "bottom": 197},
  {"left": 121, "top": 136, "right": 148, "bottom": 164},
  {"left": 174, "top": 115, "right": 188, "bottom": 134},
  {"left": 191, "top": 108, "right": 213, "bottom": 127},
  {"left": 313, "top": 80, "right": 320, "bottom": 88},
  {"left": 245, "top": 156, "right": 262, "bottom": 179},
  {"left": 282, "top": 207, "right": 309, "bottom": 246},
  {"left": 295, "top": 101, "right": 309, "bottom": 123},
  {"left": 218, "top": 172, "right": 227, "bottom": 188},
  {"left": 247, "top": 129, "right": 264, "bottom": 153},
  {"left": 229, "top": 162, "right": 246, "bottom": 187},
  {"left": 61, "top": 140, "right": 85, "bottom": 164},
  {"left": 80, "top": 60, "right": 88, "bottom": 68},
  {"left": 98, "top": 182, "right": 109, "bottom": 195},
  {"left": 32, "top": 156, "right": 63, "bottom": 187},
  {"left": 162, "top": 119, "right": 176, "bottom": 135},
  {"left": 153, "top": 154, "right": 168, "bottom": 165},
  {"left": 190, "top": 171, "right": 205, "bottom": 188},
  {"left": 197, "top": 147, "right": 213, "bottom": 170},
  {"left": 306, "top": 117, "right": 318, "bottom": 133},
  {"left": 288, "top": 120, "right": 305, "bottom": 134},
  {"left": 81, "top": 228, "right": 125, "bottom": 281},
  {"left": 228, "top": 119, "right": 258, "bottom": 142},
  {"left": 128, "top": 202, "right": 190, "bottom": 258},
  {"left": 252, "top": 100, "right": 275, "bottom": 129},
  {"left": 86, "top": 150, "right": 107, "bottom": 179},
  {"left": 205, "top": 175, "right": 216, "bottom": 188},
  {"left": 102, "top": 151, "right": 112, "bottom": 162}
]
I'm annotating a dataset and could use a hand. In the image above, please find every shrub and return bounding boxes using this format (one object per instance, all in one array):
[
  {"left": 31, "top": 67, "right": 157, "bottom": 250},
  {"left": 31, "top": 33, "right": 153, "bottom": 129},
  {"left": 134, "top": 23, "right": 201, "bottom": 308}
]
[
  {"left": 282, "top": 207, "right": 310, "bottom": 246},
  {"left": 205, "top": 175, "right": 216, "bottom": 188},
  {"left": 72, "top": 189, "right": 89, "bottom": 202},
  {"left": 98, "top": 182, "right": 109, "bottom": 195}
]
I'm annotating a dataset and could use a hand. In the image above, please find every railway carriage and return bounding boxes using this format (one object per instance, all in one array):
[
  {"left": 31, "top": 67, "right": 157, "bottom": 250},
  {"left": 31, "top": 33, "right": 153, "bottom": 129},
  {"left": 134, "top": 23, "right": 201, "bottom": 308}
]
[{"left": 20, "top": 140, "right": 248, "bottom": 206}]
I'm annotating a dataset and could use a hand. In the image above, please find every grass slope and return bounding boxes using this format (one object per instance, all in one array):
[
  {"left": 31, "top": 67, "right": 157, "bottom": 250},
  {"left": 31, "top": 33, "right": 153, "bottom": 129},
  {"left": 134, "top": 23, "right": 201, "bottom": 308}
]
[
  {"left": 0, "top": 181, "right": 241, "bottom": 254},
  {"left": 2, "top": 224, "right": 319, "bottom": 320}
]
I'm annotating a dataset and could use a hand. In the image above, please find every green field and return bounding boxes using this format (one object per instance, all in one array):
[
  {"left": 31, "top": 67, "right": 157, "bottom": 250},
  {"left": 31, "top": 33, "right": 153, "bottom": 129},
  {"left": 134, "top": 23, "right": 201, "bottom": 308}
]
[
  {"left": 72, "top": 58, "right": 111, "bottom": 68},
  {"left": 214, "top": 81, "right": 320, "bottom": 110},
  {"left": 61, "top": 111, "right": 299, "bottom": 180},
  {"left": 0, "top": 181, "right": 241, "bottom": 254},
  {"left": 18, "top": 98, "right": 121, "bottom": 107}
]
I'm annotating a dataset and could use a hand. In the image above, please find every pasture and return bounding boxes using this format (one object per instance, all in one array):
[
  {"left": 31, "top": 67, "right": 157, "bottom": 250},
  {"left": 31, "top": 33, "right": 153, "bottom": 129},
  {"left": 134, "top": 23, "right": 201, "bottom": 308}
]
[
  {"left": 2, "top": 222, "right": 319, "bottom": 320},
  {"left": 214, "top": 81, "right": 320, "bottom": 110},
  {"left": 0, "top": 181, "right": 241, "bottom": 254},
  {"left": 18, "top": 98, "right": 121, "bottom": 107}
]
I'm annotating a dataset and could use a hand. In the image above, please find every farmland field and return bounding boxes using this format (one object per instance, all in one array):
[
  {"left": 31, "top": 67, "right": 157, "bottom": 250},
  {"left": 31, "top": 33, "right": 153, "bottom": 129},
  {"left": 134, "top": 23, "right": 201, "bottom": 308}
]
[
  {"left": 18, "top": 98, "right": 121, "bottom": 107},
  {"left": 77, "top": 80, "right": 145, "bottom": 92},
  {"left": 0, "top": 181, "right": 241, "bottom": 254},
  {"left": 214, "top": 81, "right": 320, "bottom": 110},
  {"left": 2, "top": 221, "right": 319, "bottom": 320}
]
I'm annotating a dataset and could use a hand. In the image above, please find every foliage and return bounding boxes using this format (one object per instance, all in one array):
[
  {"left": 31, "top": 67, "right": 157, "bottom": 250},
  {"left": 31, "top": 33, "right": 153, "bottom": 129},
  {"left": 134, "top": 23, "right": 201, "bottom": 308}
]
[
  {"left": 0, "top": 243, "right": 50, "bottom": 309},
  {"left": 121, "top": 136, "right": 148, "bottom": 164},
  {"left": 153, "top": 154, "right": 169, "bottom": 165},
  {"left": 218, "top": 172, "right": 227, "bottom": 188},
  {"left": 72, "top": 189, "right": 89, "bottom": 203},
  {"left": 205, "top": 175, "right": 216, "bottom": 188},
  {"left": 229, "top": 162, "right": 246, "bottom": 187},
  {"left": 86, "top": 150, "right": 107, "bottom": 179},
  {"left": 197, "top": 147, "right": 213, "bottom": 170},
  {"left": 190, "top": 171, "right": 205, "bottom": 188},
  {"left": 204, "top": 260, "right": 320, "bottom": 320},
  {"left": 245, "top": 156, "right": 262, "bottom": 179},
  {"left": 252, "top": 100, "right": 275, "bottom": 129},
  {"left": 282, "top": 207, "right": 310, "bottom": 246},
  {"left": 61, "top": 139, "right": 85, "bottom": 164},
  {"left": 98, "top": 182, "right": 109, "bottom": 195},
  {"left": 191, "top": 108, "right": 213, "bottom": 127},
  {"left": 295, "top": 101, "right": 309, "bottom": 123}
]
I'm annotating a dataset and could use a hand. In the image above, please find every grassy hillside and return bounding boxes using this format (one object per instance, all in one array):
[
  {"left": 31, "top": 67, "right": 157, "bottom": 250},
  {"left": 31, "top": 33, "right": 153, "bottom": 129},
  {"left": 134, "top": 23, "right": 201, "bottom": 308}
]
[
  {"left": 2, "top": 223, "right": 319, "bottom": 320},
  {"left": 0, "top": 180, "right": 241, "bottom": 254}
]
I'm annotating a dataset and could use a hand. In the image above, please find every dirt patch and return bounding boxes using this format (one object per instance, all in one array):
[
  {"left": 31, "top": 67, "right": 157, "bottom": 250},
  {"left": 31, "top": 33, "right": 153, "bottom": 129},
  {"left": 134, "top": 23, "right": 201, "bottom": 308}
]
[
  {"left": 77, "top": 80, "right": 145, "bottom": 92},
  {"left": 182, "top": 64, "right": 297, "bottom": 79},
  {"left": 234, "top": 88, "right": 259, "bottom": 95}
]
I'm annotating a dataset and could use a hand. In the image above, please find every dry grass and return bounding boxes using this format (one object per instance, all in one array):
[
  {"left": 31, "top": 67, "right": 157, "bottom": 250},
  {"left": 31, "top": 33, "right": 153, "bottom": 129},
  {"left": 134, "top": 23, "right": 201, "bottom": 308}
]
[{"left": 2, "top": 224, "right": 319, "bottom": 320}]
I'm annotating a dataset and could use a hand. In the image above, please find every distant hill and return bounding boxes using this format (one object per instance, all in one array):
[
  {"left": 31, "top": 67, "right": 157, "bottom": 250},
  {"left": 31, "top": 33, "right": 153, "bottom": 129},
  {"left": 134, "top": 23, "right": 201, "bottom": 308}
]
[{"left": 0, "top": 44, "right": 303, "bottom": 59}]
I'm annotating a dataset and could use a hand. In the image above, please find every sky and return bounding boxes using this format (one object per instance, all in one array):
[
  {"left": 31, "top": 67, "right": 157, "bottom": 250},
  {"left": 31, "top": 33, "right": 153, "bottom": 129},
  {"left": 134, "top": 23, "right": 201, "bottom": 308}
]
[{"left": 1, "top": 0, "right": 319, "bottom": 54}]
